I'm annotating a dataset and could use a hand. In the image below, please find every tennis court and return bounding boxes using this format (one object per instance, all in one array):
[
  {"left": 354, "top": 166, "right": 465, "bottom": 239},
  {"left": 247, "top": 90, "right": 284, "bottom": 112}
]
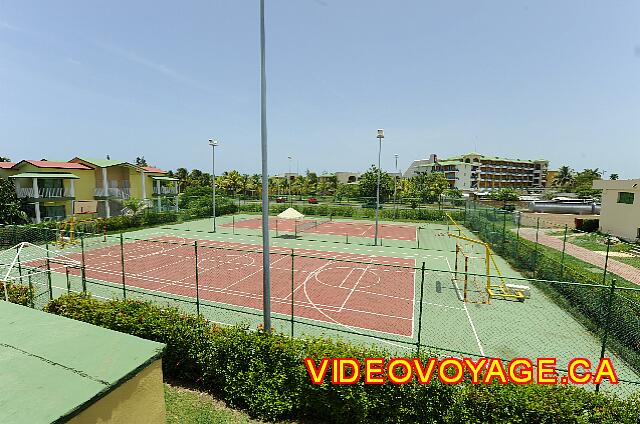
[
  {"left": 57, "top": 236, "right": 417, "bottom": 336},
  {"left": 224, "top": 216, "right": 417, "bottom": 241},
  {"left": 12, "top": 214, "right": 639, "bottom": 394}
]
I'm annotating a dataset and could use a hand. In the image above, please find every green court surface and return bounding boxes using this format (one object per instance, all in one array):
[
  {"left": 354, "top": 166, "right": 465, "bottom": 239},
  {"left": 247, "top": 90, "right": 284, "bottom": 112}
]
[
  {"left": 12, "top": 214, "right": 639, "bottom": 395},
  {"left": 0, "top": 300, "right": 165, "bottom": 423}
]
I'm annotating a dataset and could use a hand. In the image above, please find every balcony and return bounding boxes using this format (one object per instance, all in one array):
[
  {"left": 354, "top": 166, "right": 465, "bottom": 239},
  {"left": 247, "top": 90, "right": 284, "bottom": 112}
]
[
  {"left": 16, "top": 187, "right": 73, "bottom": 199},
  {"left": 94, "top": 187, "right": 131, "bottom": 199},
  {"left": 153, "top": 186, "right": 178, "bottom": 195}
]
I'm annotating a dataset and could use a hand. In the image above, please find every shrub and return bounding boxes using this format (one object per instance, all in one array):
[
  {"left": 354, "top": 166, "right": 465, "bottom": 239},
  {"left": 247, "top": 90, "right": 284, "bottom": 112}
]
[
  {"left": 1, "top": 283, "right": 34, "bottom": 306},
  {"left": 44, "top": 294, "right": 640, "bottom": 423}
]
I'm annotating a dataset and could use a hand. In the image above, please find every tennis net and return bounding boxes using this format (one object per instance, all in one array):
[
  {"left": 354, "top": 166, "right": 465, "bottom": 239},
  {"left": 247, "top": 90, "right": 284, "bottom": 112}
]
[{"left": 295, "top": 218, "right": 331, "bottom": 234}]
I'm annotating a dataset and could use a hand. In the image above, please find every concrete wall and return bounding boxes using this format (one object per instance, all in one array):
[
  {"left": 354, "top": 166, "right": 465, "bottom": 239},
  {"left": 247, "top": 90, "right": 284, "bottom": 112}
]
[
  {"left": 593, "top": 180, "right": 640, "bottom": 241},
  {"left": 67, "top": 359, "right": 166, "bottom": 424}
]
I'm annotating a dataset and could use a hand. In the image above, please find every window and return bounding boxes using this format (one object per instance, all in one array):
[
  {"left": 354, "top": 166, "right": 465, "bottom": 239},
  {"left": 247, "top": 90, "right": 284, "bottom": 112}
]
[{"left": 617, "top": 192, "right": 635, "bottom": 205}]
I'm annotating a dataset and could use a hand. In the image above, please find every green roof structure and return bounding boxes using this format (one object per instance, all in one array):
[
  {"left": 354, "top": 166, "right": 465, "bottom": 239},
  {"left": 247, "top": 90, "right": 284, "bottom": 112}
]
[
  {"left": 71, "top": 157, "right": 133, "bottom": 168},
  {"left": 0, "top": 301, "right": 165, "bottom": 423},
  {"left": 150, "top": 176, "right": 179, "bottom": 181},
  {"left": 9, "top": 172, "right": 80, "bottom": 179}
]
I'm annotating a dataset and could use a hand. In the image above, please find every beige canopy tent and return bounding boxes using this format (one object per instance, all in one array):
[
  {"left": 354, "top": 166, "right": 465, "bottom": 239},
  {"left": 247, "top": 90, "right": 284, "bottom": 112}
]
[{"left": 277, "top": 207, "right": 304, "bottom": 220}]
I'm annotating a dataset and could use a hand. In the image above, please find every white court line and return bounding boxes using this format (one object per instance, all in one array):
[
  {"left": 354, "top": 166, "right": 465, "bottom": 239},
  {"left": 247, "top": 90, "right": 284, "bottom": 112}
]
[
  {"left": 338, "top": 266, "right": 358, "bottom": 289},
  {"left": 446, "top": 256, "right": 485, "bottom": 357},
  {"left": 338, "top": 261, "right": 372, "bottom": 312}
]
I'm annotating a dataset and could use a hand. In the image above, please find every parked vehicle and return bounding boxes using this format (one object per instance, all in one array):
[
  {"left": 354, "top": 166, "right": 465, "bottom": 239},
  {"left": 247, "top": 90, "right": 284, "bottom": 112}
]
[
  {"left": 307, "top": 197, "right": 318, "bottom": 204},
  {"left": 276, "top": 196, "right": 286, "bottom": 203}
]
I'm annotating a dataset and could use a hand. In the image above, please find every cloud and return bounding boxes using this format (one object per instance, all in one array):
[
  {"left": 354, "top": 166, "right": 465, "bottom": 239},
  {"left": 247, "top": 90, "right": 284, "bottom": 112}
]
[
  {"left": 98, "top": 42, "right": 216, "bottom": 93},
  {"left": 0, "top": 21, "right": 23, "bottom": 32}
]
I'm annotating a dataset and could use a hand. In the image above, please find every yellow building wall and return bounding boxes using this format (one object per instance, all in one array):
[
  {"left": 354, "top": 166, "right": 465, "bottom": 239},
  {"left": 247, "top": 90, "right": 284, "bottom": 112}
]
[
  {"left": 71, "top": 169, "right": 97, "bottom": 201},
  {"left": 67, "top": 359, "right": 166, "bottom": 424},
  {"left": 129, "top": 168, "right": 144, "bottom": 199}
]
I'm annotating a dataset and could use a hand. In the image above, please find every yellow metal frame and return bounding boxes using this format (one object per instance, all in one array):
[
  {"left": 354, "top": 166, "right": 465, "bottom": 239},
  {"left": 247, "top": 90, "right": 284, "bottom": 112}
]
[{"left": 449, "top": 232, "right": 525, "bottom": 303}]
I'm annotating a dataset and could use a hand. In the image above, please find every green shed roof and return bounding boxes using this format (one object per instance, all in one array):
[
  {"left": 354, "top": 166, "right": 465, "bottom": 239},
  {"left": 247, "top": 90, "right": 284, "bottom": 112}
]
[
  {"left": 150, "top": 176, "right": 179, "bottom": 181},
  {"left": 0, "top": 301, "right": 165, "bottom": 423},
  {"left": 73, "top": 157, "right": 132, "bottom": 168},
  {"left": 9, "top": 172, "right": 80, "bottom": 179}
]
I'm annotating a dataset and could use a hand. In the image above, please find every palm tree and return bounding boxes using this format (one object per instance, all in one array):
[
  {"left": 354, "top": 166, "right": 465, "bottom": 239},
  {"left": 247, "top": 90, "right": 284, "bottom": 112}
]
[
  {"left": 609, "top": 173, "right": 619, "bottom": 180},
  {"left": 174, "top": 168, "right": 188, "bottom": 191},
  {"left": 553, "top": 166, "right": 575, "bottom": 189}
]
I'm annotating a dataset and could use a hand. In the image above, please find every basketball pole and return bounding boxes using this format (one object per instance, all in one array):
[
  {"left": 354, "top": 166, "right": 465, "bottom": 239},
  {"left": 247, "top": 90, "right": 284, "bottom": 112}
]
[{"left": 259, "top": 0, "right": 272, "bottom": 332}]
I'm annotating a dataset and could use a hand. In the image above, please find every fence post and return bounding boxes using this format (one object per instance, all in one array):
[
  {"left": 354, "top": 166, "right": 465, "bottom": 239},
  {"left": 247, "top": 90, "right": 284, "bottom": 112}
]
[
  {"left": 560, "top": 225, "right": 568, "bottom": 278},
  {"left": 515, "top": 212, "right": 521, "bottom": 256},
  {"left": 501, "top": 210, "right": 507, "bottom": 249},
  {"left": 533, "top": 217, "right": 540, "bottom": 273},
  {"left": 602, "top": 236, "right": 611, "bottom": 285},
  {"left": 80, "top": 232, "right": 87, "bottom": 293},
  {"left": 120, "top": 233, "right": 126, "bottom": 299},
  {"left": 65, "top": 267, "right": 71, "bottom": 294},
  {"left": 416, "top": 262, "right": 426, "bottom": 354},
  {"left": 345, "top": 232, "right": 349, "bottom": 244},
  {"left": 417, "top": 227, "right": 421, "bottom": 249},
  {"left": 45, "top": 241, "right": 53, "bottom": 300},
  {"left": 290, "top": 249, "right": 295, "bottom": 338},
  {"left": 194, "top": 241, "right": 200, "bottom": 316},
  {"left": 595, "top": 279, "right": 617, "bottom": 393}
]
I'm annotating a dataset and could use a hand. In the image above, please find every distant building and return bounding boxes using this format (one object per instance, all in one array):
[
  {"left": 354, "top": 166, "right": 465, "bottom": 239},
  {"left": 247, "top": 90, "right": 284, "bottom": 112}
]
[
  {"left": 593, "top": 179, "right": 640, "bottom": 241},
  {"left": 404, "top": 152, "right": 549, "bottom": 191}
]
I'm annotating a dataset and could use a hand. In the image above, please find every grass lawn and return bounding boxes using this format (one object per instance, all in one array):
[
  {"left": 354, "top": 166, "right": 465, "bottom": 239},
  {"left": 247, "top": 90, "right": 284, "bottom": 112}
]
[{"left": 165, "top": 384, "right": 295, "bottom": 424}]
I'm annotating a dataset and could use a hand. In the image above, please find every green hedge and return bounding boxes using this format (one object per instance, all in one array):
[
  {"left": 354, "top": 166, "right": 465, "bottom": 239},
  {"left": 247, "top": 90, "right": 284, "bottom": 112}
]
[
  {"left": 44, "top": 294, "right": 640, "bottom": 423},
  {"left": 1, "top": 283, "right": 34, "bottom": 306}
]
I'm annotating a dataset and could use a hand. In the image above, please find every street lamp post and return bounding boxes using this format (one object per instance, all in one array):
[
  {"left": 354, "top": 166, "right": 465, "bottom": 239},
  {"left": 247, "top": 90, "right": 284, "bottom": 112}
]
[
  {"left": 393, "top": 154, "right": 399, "bottom": 219},
  {"left": 259, "top": 0, "right": 271, "bottom": 332},
  {"left": 374, "top": 129, "right": 384, "bottom": 246},
  {"left": 288, "top": 156, "right": 293, "bottom": 208},
  {"left": 208, "top": 139, "right": 219, "bottom": 232}
]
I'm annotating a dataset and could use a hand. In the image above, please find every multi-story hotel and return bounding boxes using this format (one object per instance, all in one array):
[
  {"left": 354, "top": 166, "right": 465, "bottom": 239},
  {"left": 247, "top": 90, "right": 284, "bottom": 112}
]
[
  {"left": 404, "top": 152, "right": 549, "bottom": 191},
  {"left": 0, "top": 157, "right": 179, "bottom": 223}
]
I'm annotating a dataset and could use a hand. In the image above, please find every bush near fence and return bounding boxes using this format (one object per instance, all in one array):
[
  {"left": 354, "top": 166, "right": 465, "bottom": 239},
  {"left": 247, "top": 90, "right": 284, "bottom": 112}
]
[
  {"left": 1, "top": 283, "right": 34, "bottom": 306},
  {"left": 465, "top": 207, "right": 640, "bottom": 375},
  {"left": 43, "top": 293, "right": 640, "bottom": 423}
]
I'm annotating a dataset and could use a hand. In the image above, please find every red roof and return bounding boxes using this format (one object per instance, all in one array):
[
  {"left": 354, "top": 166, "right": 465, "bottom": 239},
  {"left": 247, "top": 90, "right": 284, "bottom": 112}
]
[
  {"left": 142, "top": 166, "right": 167, "bottom": 174},
  {"left": 19, "top": 160, "right": 92, "bottom": 170},
  {"left": 0, "top": 162, "right": 16, "bottom": 169}
]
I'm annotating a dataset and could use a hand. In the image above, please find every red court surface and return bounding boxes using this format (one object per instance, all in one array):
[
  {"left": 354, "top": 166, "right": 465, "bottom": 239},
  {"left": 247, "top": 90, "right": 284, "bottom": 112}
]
[
  {"left": 59, "top": 237, "right": 417, "bottom": 336},
  {"left": 224, "top": 217, "right": 417, "bottom": 241}
]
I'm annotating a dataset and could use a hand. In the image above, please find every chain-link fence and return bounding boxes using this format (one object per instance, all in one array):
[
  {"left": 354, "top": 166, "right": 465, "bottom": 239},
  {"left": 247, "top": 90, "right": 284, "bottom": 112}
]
[{"left": 3, "top": 214, "right": 640, "bottom": 395}]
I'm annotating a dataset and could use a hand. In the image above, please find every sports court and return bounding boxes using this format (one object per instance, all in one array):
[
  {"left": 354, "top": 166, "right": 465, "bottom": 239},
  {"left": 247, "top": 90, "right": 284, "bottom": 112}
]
[
  {"left": 56, "top": 236, "right": 417, "bottom": 336},
  {"left": 225, "top": 216, "right": 417, "bottom": 241},
  {"left": 8, "top": 213, "right": 639, "bottom": 393}
]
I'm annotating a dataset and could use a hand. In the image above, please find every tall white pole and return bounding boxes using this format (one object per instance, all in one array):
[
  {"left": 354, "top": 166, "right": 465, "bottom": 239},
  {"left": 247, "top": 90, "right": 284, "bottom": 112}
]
[
  {"left": 260, "top": 0, "right": 271, "bottom": 331},
  {"left": 212, "top": 144, "right": 216, "bottom": 232},
  {"left": 374, "top": 129, "right": 384, "bottom": 246},
  {"left": 394, "top": 154, "right": 398, "bottom": 219},
  {"left": 288, "top": 156, "right": 292, "bottom": 208}
]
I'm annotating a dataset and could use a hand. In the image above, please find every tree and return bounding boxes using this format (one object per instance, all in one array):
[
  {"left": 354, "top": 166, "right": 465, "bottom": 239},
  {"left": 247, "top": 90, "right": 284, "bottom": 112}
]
[
  {"left": 358, "top": 166, "right": 394, "bottom": 202},
  {"left": 574, "top": 168, "right": 602, "bottom": 198},
  {"left": 490, "top": 188, "right": 519, "bottom": 202},
  {"left": 0, "top": 179, "right": 28, "bottom": 224},
  {"left": 174, "top": 168, "right": 189, "bottom": 192},
  {"left": 610, "top": 173, "right": 619, "bottom": 180},
  {"left": 334, "top": 182, "right": 360, "bottom": 200},
  {"left": 0, "top": 156, "right": 11, "bottom": 162},
  {"left": 120, "top": 198, "right": 148, "bottom": 216},
  {"left": 407, "top": 172, "right": 450, "bottom": 204},
  {"left": 218, "top": 170, "right": 243, "bottom": 196},
  {"left": 553, "top": 166, "right": 575, "bottom": 190},
  {"left": 187, "top": 169, "right": 212, "bottom": 188},
  {"left": 135, "top": 157, "right": 148, "bottom": 167}
]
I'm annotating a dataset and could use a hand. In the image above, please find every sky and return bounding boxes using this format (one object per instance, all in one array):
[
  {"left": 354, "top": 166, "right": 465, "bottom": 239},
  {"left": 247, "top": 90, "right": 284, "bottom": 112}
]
[{"left": 0, "top": 1, "right": 638, "bottom": 178}]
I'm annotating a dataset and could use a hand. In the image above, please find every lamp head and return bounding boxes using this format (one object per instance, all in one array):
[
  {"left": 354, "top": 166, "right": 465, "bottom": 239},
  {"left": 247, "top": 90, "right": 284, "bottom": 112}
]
[
  {"left": 209, "top": 139, "right": 219, "bottom": 146},
  {"left": 377, "top": 129, "right": 385, "bottom": 139}
]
